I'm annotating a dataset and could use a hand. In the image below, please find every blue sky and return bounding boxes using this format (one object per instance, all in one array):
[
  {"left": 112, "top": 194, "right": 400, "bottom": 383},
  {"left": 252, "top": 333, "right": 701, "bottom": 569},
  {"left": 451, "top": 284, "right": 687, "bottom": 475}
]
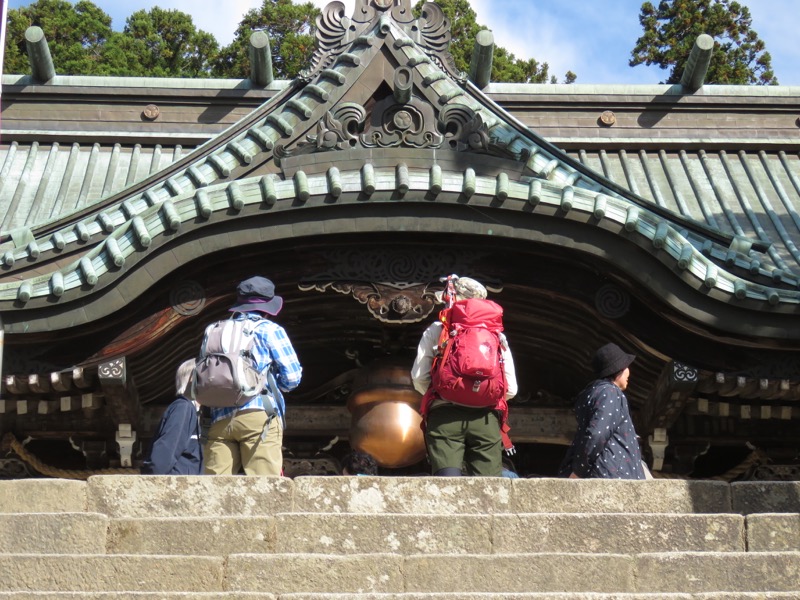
[{"left": 8, "top": 0, "right": 800, "bottom": 85}]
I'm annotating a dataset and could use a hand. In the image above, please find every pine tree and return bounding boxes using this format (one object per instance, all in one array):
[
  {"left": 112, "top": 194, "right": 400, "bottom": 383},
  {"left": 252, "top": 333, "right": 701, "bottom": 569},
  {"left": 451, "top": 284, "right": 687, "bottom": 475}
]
[
  {"left": 630, "top": 0, "right": 777, "bottom": 85},
  {"left": 105, "top": 8, "right": 218, "bottom": 77},
  {"left": 3, "top": 0, "right": 217, "bottom": 77},
  {"left": 211, "top": 0, "right": 319, "bottom": 80},
  {"left": 3, "top": 0, "right": 115, "bottom": 75}
]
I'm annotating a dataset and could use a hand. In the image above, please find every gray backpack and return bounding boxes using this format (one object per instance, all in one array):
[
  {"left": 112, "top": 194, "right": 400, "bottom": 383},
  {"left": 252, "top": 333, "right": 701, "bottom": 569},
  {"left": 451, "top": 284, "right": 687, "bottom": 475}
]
[{"left": 192, "top": 317, "right": 269, "bottom": 408}]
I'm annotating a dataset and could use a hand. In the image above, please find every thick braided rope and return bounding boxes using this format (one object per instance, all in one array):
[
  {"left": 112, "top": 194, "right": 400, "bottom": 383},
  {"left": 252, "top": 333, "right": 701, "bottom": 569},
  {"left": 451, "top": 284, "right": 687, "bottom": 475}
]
[
  {"left": 651, "top": 448, "right": 768, "bottom": 482},
  {"left": 1, "top": 432, "right": 138, "bottom": 480}
]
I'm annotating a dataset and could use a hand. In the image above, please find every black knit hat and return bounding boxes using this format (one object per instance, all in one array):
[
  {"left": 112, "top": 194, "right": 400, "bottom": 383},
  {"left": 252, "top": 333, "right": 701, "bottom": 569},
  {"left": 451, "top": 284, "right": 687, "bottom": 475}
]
[{"left": 592, "top": 343, "right": 636, "bottom": 378}]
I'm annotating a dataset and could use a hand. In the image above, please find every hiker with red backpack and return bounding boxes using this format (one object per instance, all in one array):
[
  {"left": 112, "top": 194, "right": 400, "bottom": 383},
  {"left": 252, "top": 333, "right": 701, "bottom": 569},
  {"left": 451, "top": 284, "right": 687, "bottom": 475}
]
[
  {"left": 201, "top": 276, "right": 303, "bottom": 476},
  {"left": 411, "top": 275, "right": 518, "bottom": 477}
]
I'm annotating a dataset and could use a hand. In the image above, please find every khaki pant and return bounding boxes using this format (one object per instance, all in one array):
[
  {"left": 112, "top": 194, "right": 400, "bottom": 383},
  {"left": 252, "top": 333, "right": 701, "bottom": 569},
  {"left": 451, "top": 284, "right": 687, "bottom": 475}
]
[{"left": 204, "top": 409, "right": 283, "bottom": 476}]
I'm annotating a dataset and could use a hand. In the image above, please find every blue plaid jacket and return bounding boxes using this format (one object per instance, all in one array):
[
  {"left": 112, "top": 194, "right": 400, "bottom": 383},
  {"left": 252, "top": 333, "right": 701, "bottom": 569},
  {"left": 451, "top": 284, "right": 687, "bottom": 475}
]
[{"left": 209, "top": 312, "right": 303, "bottom": 424}]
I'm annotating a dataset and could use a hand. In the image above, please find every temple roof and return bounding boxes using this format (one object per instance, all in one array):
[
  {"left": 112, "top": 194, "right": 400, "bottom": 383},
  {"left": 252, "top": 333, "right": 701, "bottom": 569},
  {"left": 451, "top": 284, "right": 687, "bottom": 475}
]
[{"left": 0, "top": 0, "right": 799, "bottom": 335}]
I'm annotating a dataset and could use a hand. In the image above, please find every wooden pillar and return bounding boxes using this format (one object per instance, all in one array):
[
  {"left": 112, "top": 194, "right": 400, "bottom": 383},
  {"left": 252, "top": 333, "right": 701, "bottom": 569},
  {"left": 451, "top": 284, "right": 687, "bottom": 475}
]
[{"left": 98, "top": 357, "right": 140, "bottom": 467}]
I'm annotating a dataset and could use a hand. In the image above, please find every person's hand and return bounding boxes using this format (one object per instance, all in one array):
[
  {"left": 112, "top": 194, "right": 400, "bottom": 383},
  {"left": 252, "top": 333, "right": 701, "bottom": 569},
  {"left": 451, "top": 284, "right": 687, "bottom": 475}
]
[{"left": 568, "top": 472, "right": 579, "bottom": 479}]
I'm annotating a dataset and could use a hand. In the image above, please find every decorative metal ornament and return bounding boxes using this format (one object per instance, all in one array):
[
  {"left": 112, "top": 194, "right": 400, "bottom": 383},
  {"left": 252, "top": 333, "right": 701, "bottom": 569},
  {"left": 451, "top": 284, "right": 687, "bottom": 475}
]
[
  {"left": 98, "top": 358, "right": 125, "bottom": 380},
  {"left": 142, "top": 104, "right": 160, "bottom": 121},
  {"left": 594, "top": 283, "right": 630, "bottom": 319},
  {"left": 170, "top": 280, "right": 206, "bottom": 316},
  {"left": 361, "top": 98, "right": 444, "bottom": 149},
  {"left": 599, "top": 110, "right": 616, "bottom": 126},
  {"left": 298, "top": 248, "right": 493, "bottom": 323},
  {"left": 672, "top": 362, "right": 699, "bottom": 384}
]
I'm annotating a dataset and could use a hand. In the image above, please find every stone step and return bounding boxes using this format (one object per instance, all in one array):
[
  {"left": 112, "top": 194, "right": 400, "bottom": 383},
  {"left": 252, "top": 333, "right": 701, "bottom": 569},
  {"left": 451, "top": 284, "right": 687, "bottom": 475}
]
[
  {"left": 222, "top": 552, "right": 800, "bottom": 594},
  {"left": 6, "top": 511, "right": 793, "bottom": 556},
  {"left": 0, "top": 513, "right": 107, "bottom": 554},
  {"left": 731, "top": 482, "right": 800, "bottom": 514},
  {"left": 0, "top": 594, "right": 799, "bottom": 600},
  {"left": 0, "top": 480, "right": 86, "bottom": 513},
  {"left": 105, "top": 512, "right": 746, "bottom": 555},
  {"left": 280, "top": 595, "right": 800, "bottom": 600},
  {"left": 0, "top": 553, "right": 798, "bottom": 593},
  {"left": 2, "top": 477, "right": 798, "bottom": 518},
  {"left": 0, "top": 555, "right": 224, "bottom": 592},
  {"left": 84, "top": 476, "right": 736, "bottom": 518}
]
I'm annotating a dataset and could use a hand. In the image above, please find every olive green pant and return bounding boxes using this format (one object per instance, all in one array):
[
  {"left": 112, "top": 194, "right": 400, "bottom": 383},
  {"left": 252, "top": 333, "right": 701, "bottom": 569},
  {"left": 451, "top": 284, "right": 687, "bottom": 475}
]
[
  {"left": 425, "top": 403, "right": 502, "bottom": 476},
  {"left": 204, "top": 409, "right": 283, "bottom": 476}
]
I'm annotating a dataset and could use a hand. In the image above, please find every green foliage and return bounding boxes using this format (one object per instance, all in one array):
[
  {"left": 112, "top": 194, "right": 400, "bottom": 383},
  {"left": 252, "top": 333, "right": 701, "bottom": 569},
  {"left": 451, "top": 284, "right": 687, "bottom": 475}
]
[
  {"left": 3, "top": 0, "right": 217, "bottom": 77},
  {"left": 106, "top": 8, "right": 219, "bottom": 77},
  {"left": 412, "top": 0, "right": 573, "bottom": 84},
  {"left": 3, "top": 0, "right": 115, "bottom": 75},
  {"left": 211, "top": 0, "right": 320, "bottom": 79},
  {"left": 492, "top": 46, "right": 552, "bottom": 84},
  {"left": 630, "top": 0, "right": 777, "bottom": 85}
]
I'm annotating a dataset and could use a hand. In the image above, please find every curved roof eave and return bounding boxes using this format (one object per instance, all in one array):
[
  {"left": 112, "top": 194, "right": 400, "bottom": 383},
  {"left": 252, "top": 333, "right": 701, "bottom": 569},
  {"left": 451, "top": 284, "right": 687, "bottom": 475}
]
[{"left": 0, "top": 166, "right": 797, "bottom": 337}]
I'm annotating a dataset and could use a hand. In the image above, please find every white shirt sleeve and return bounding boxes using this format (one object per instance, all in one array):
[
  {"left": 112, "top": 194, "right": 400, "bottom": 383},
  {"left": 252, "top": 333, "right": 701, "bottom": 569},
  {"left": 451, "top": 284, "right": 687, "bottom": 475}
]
[
  {"left": 500, "top": 332, "right": 518, "bottom": 400},
  {"left": 410, "top": 322, "right": 442, "bottom": 395}
]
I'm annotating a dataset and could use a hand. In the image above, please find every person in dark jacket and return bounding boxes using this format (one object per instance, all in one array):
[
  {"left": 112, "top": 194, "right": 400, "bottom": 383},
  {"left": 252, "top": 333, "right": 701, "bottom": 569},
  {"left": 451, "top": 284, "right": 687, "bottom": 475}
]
[
  {"left": 341, "top": 450, "right": 378, "bottom": 476},
  {"left": 141, "top": 359, "right": 203, "bottom": 475},
  {"left": 558, "top": 343, "right": 646, "bottom": 480}
]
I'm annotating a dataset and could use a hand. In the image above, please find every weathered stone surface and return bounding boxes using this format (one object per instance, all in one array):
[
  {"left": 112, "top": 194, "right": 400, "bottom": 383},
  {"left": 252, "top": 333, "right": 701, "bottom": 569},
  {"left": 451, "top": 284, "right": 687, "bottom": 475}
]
[
  {"left": 0, "top": 595, "right": 277, "bottom": 599},
  {"left": 510, "top": 479, "right": 731, "bottom": 514},
  {"left": 495, "top": 513, "right": 744, "bottom": 553},
  {"left": 0, "top": 555, "right": 224, "bottom": 591},
  {"left": 292, "top": 476, "right": 512, "bottom": 514},
  {"left": 0, "top": 479, "right": 86, "bottom": 512},
  {"left": 2, "top": 594, "right": 799, "bottom": 600},
  {"left": 279, "top": 595, "right": 800, "bottom": 600},
  {"left": 634, "top": 552, "right": 800, "bottom": 592},
  {"left": 107, "top": 516, "right": 276, "bottom": 555},
  {"left": 0, "top": 592, "right": 797, "bottom": 599},
  {"left": 731, "top": 482, "right": 800, "bottom": 514},
  {"left": 275, "top": 513, "right": 491, "bottom": 554},
  {"left": 746, "top": 514, "right": 800, "bottom": 551},
  {"left": 0, "top": 513, "right": 107, "bottom": 554},
  {"left": 87, "top": 475, "right": 293, "bottom": 517},
  {"left": 227, "top": 553, "right": 404, "bottom": 593},
  {"left": 404, "top": 553, "right": 635, "bottom": 593}
]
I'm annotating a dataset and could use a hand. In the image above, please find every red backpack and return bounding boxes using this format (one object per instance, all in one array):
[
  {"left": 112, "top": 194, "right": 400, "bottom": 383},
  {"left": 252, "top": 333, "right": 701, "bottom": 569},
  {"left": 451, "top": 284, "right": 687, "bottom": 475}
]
[{"left": 431, "top": 298, "right": 507, "bottom": 407}]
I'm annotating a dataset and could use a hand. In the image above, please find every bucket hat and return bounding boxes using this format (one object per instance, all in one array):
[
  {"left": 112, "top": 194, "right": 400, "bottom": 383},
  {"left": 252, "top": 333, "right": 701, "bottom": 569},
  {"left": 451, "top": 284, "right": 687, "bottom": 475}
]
[
  {"left": 434, "top": 275, "right": 488, "bottom": 303},
  {"left": 592, "top": 342, "right": 635, "bottom": 378},
  {"left": 228, "top": 276, "right": 283, "bottom": 316},
  {"left": 454, "top": 276, "right": 487, "bottom": 300}
]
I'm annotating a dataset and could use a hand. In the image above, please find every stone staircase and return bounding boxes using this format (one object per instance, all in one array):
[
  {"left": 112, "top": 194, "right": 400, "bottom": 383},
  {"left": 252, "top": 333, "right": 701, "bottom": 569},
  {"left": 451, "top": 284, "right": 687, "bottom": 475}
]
[{"left": 0, "top": 476, "right": 798, "bottom": 599}]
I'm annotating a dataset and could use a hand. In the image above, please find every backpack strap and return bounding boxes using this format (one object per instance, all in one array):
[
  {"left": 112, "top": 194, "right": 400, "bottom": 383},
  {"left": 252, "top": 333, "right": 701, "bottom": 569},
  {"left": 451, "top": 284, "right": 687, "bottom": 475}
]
[{"left": 250, "top": 316, "right": 285, "bottom": 428}]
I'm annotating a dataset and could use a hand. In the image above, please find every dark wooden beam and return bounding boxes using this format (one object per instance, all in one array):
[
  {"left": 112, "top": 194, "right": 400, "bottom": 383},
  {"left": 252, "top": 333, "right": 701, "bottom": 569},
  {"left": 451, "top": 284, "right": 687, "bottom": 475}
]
[
  {"left": 97, "top": 357, "right": 141, "bottom": 428},
  {"left": 282, "top": 405, "right": 574, "bottom": 445},
  {"left": 642, "top": 361, "right": 699, "bottom": 433}
]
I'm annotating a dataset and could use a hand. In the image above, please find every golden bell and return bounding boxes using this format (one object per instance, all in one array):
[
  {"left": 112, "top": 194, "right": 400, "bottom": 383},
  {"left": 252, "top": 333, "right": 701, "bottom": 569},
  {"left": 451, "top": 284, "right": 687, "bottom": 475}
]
[{"left": 347, "top": 359, "right": 426, "bottom": 468}]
